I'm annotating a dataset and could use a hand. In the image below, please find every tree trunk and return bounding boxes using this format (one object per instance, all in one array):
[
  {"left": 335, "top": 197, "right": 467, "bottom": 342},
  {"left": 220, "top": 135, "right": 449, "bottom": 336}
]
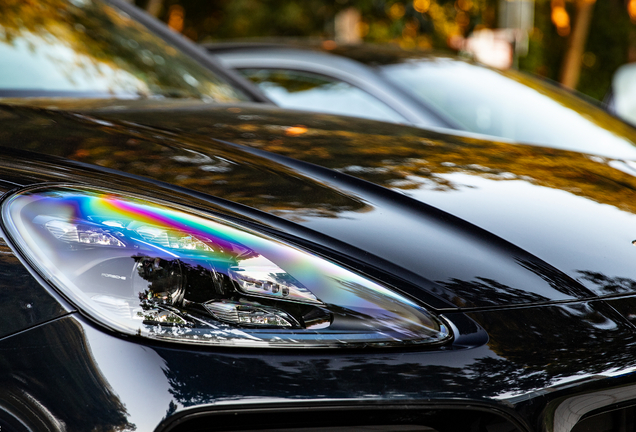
[
  {"left": 145, "top": 0, "right": 163, "bottom": 18},
  {"left": 560, "top": 0, "right": 596, "bottom": 89},
  {"left": 335, "top": 8, "right": 362, "bottom": 44}
]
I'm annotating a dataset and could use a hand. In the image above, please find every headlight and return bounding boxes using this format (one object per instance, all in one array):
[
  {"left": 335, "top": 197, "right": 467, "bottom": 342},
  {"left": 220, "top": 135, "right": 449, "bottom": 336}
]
[{"left": 1, "top": 186, "right": 450, "bottom": 348}]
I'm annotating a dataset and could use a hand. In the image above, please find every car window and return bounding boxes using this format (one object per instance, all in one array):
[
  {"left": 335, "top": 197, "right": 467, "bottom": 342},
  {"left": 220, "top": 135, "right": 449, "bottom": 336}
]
[
  {"left": 0, "top": 0, "right": 247, "bottom": 101},
  {"left": 238, "top": 68, "right": 407, "bottom": 123},
  {"left": 382, "top": 58, "right": 636, "bottom": 159}
]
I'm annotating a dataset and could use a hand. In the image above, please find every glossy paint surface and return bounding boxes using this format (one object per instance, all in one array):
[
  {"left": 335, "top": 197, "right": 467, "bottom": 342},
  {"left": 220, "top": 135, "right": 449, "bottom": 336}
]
[
  {"left": 2, "top": 102, "right": 636, "bottom": 308},
  {"left": 0, "top": 237, "right": 70, "bottom": 340},
  {"left": 1, "top": 297, "right": 636, "bottom": 431},
  {"left": 3, "top": 102, "right": 636, "bottom": 430},
  {"left": 0, "top": 0, "right": 256, "bottom": 102},
  {"left": 0, "top": 184, "right": 71, "bottom": 340}
]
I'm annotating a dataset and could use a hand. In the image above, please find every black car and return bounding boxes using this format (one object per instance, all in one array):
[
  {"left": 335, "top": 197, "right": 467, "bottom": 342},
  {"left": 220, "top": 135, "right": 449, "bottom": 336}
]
[
  {"left": 7, "top": 89, "right": 636, "bottom": 432},
  {"left": 206, "top": 42, "right": 636, "bottom": 159},
  {"left": 4, "top": 2, "right": 636, "bottom": 432}
]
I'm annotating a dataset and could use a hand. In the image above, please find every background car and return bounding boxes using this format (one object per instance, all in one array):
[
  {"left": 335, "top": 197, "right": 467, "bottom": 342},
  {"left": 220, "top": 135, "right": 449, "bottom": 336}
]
[
  {"left": 206, "top": 42, "right": 636, "bottom": 159},
  {"left": 0, "top": 0, "right": 270, "bottom": 105}
]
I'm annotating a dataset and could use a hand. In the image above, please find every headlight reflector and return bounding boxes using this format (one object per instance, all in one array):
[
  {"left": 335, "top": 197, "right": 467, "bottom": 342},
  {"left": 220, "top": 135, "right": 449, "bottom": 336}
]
[{"left": 2, "top": 186, "right": 450, "bottom": 348}]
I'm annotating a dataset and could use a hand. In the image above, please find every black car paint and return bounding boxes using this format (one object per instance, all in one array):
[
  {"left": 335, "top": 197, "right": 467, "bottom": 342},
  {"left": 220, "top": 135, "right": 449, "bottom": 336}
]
[
  {"left": 2, "top": 101, "right": 636, "bottom": 430},
  {"left": 0, "top": 101, "right": 616, "bottom": 308},
  {"left": 8, "top": 100, "right": 636, "bottom": 303}
]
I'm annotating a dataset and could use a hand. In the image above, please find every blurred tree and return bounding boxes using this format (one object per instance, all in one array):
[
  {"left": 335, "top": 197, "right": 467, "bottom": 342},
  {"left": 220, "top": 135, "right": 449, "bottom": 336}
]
[
  {"left": 134, "top": 0, "right": 494, "bottom": 47},
  {"left": 136, "top": 0, "right": 635, "bottom": 101},
  {"left": 559, "top": 0, "right": 595, "bottom": 89},
  {"left": 520, "top": 0, "right": 631, "bottom": 101},
  {"left": 146, "top": 0, "right": 163, "bottom": 17},
  {"left": 578, "top": 0, "right": 632, "bottom": 100}
]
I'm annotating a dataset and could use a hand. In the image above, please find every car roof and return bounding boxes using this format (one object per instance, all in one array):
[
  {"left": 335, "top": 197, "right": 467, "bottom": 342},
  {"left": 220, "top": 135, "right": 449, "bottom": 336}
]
[
  {"left": 202, "top": 40, "right": 454, "bottom": 66},
  {"left": 205, "top": 43, "right": 382, "bottom": 81},
  {"left": 204, "top": 41, "right": 460, "bottom": 129}
]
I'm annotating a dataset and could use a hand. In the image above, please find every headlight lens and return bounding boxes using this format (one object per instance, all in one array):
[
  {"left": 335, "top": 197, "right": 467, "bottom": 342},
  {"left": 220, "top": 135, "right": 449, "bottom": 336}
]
[{"left": 2, "top": 186, "right": 450, "bottom": 348}]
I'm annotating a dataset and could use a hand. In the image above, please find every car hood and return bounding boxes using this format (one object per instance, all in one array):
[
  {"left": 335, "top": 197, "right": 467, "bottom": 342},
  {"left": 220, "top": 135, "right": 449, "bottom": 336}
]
[{"left": 2, "top": 100, "right": 636, "bottom": 310}]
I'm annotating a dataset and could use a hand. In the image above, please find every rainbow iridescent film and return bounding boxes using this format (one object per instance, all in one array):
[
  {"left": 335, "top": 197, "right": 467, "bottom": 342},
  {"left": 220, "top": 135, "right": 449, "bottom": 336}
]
[{"left": 2, "top": 186, "right": 450, "bottom": 348}]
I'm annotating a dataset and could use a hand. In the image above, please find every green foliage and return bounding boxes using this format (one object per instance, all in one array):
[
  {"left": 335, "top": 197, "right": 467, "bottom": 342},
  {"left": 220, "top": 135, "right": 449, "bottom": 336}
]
[
  {"left": 519, "top": 1, "right": 568, "bottom": 82},
  {"left": 144, "top": 0, "right": 635, "bottom": 101},
  {"left": 578, "top": 0, "right": 631, "bottom": 101}
]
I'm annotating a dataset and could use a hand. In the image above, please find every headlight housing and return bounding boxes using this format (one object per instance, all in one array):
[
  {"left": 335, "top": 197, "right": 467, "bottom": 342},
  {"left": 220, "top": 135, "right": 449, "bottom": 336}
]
[{"left": 1, "top": 186, "right": 450, "bottom": 348}]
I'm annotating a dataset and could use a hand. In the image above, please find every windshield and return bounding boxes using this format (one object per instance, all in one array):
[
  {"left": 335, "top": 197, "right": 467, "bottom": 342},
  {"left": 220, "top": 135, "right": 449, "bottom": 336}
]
[
  {"left": 0, "top": 0, "right": 247, "bottom": 102},
  {"left": 239, "top": 68, "right": 408, "bottom": 123},
  {"left": 382, "top": 58, "right": 636, "bottom": 160}
]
